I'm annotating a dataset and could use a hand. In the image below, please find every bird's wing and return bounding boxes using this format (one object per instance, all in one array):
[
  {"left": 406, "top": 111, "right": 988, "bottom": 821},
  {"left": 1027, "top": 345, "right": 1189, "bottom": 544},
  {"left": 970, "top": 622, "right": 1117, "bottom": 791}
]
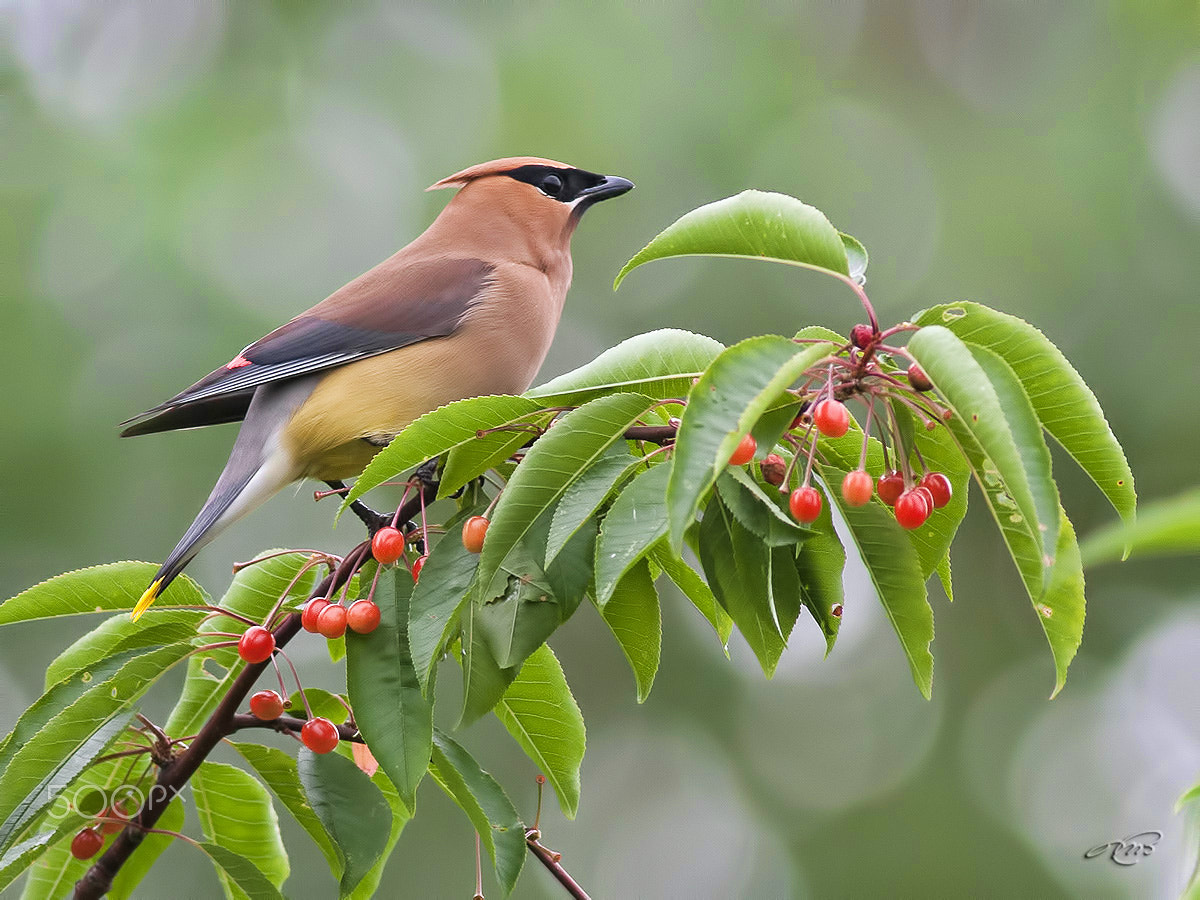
[{"left": 121, "top": 256, "right": 494, "bottom": 436}]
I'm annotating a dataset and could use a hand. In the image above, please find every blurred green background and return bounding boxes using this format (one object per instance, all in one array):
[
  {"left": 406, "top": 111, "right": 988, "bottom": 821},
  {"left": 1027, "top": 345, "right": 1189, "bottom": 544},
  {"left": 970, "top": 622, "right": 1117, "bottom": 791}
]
[{"left": 3, "top": 1, "right": 1199, "bottom": 897}]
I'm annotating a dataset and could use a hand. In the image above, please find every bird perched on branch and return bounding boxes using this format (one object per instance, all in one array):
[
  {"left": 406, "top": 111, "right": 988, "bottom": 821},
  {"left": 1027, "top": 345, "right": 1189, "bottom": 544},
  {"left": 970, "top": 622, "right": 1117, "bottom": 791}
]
[{"left": 122, "top": 157, "right": 633, "bottom": 618}]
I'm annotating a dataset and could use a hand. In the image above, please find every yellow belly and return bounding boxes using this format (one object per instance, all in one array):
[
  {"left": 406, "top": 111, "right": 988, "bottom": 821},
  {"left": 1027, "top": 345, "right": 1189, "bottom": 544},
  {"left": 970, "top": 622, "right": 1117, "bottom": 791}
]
[{"left": 282, "top": 329, "right": 548, "bottom": 482}]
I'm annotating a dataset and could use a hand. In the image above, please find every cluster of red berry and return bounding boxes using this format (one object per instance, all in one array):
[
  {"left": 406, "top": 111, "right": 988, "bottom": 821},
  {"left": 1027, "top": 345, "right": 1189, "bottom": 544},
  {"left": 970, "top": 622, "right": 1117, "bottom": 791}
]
[
  {"left": 69, "top": 802, "right": 132, "bottom": 860},
  {"left": 299, "top": 597, "right": 381, "bottom": 639},
  {"left": 368, "top": 515, "right": 488, "bottom": 587},
  {"left": 246, "top": 688, "right": 340, "bottom": 754},
  {"left": 723, "top": 341, "right": 954, "bottom": 532}
]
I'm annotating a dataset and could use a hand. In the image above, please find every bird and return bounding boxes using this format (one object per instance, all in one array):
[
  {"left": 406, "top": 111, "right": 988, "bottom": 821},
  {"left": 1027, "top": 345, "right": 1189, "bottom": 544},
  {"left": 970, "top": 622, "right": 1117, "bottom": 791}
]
[{"left": 122, "top": 157, "right": 633, "bottom": 619}]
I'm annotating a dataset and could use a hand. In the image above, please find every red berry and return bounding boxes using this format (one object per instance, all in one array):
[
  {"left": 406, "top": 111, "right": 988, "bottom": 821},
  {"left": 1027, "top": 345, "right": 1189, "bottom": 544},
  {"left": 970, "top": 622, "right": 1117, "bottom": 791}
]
[
  {"left": 812, "top": 399, "right": 850, "bottom": 438},
  {"left": 99, "top": 806, "right": 126, "bottom": 835},
  {"left": 877, "top": 471, "right": 905, "bottom": 506},
  {"left": 789, "top": 486, "right": 822, "bottom": 523},
  {"left": 908, "top": 363, "right": 933, "bottom": 392},
  {"left": 301, "top": 717, "right": 339, "bottom": 754},
  {"left": 301, "top": 598, "right": 329, "bottom": 633},
  {"left": 841, "top": 470, "right": 873, "bottom": 506},
  {"left": 317, "top": 603, "right": 347, "bottom": 639},
  {"left": 850, "top": 324, "right": 874, "bottom": 349},
  {"left": 920, "top": 472, "right": 952, "bottom": 508},
  {"left": 70, "top": 828, "right": 104, "bottom": 860},
  {"left": 727, "top": 433, "right": 757, "bottom": 466},
  {"left": 347, "top": 600, "right": 381, "bottom": 634},
  {"left": 237, "top": 626, "right": 275, "bottom": 664},
  {"left": 462, "top": 516, "right": 489, "bottom": 554},
  {"left": 895, "top": 490, "right": 930, "bottom": 529},
  {"left": 411, "top": 555, "right": 427, "bottom": 582},
  {"left": 371, "top": 527, "right": 405, "bottom": 565},
  {"left": 914, "top": 485, "right": 935, "bottom": 512},
  {"left": 250, "top": 690, "right": 285, "bottom": 721},
  {"left": 760, "top": 453, "right": 786, "bottom": 487}
]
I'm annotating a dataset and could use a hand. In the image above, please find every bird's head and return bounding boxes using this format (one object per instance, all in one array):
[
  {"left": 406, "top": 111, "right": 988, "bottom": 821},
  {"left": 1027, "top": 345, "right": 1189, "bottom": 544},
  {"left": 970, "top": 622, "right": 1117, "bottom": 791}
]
[{"left": 429, "top": 156, "right": 633, "bottom": 249}]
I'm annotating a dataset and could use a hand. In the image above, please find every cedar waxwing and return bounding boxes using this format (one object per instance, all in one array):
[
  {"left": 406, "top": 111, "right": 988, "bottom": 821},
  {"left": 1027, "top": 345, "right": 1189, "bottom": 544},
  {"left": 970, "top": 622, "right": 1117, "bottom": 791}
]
[{"left": 123, "top": 157, "right": 633, "bottom": 618}]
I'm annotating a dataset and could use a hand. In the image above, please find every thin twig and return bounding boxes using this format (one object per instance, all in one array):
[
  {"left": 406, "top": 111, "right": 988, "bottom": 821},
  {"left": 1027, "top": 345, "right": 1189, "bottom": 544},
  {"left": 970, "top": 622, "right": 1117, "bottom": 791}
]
[{"left": 526, "top": 831, "right": 591, "bottom": 900}]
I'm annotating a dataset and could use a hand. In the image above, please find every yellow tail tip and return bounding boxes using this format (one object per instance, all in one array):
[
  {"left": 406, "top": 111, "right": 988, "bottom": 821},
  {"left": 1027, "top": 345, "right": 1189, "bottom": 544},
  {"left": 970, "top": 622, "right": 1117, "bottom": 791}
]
[{"left": 131, "top": 579, "right": 163, "bottom": 621}]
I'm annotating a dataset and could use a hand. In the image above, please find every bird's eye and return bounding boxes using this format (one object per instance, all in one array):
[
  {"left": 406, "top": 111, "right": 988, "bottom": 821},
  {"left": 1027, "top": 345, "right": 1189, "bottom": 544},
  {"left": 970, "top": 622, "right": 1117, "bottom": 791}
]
[{"left": 539, "top": 174, "right": 563, "bottom": 198}]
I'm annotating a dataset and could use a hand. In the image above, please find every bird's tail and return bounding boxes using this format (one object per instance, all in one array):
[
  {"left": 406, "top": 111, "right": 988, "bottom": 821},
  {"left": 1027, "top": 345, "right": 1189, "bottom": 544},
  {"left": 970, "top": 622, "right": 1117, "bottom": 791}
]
[
  {"left": 132, "top": 383, "right": 311, "bottom": 620},
  {"left": 132, "top": 455, "right": 294, "bottom": 619}
]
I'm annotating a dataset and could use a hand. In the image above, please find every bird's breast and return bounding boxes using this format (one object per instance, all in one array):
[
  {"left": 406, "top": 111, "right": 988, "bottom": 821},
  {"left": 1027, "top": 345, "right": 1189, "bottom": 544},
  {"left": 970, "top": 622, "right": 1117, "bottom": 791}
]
[{"left": 282, "top": 265, "right": 565, "bottom": 481}]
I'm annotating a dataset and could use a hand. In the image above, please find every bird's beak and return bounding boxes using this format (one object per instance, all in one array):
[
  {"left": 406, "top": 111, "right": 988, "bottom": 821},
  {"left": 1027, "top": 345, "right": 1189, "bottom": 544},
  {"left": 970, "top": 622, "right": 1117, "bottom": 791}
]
[{"left": 578, "top": 174, "right": 634, "bottom": 204}]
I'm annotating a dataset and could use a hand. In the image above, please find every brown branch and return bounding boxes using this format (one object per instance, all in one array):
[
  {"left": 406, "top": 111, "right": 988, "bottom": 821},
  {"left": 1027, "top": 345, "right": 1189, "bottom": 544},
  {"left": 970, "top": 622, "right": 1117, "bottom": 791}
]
[
  {"left": 227, "top": 713, "right": 364, "bottom": 744},
  {"left": 73, "top": 543, "right": 370, "bottom": 899},
  {"left": 76, "top": 465, "right": 594, "bottom": 899},
  {"left": 526, "top": 830, "right": 591, "bottom": 900},
  {"left": 624, "top": 424, "right": 677, "bottom": 444}
]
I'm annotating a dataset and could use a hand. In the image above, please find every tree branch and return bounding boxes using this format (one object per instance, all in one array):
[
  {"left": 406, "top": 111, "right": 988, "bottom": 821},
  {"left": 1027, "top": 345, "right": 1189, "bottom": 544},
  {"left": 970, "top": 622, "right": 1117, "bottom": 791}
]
[
  {"left": 526, "top": 830, "right": 591, "bottom": 900},
  {"left": 73, "top": 544, "right": 369, "bottom": 899},
  {"left": 228, "top": 713, "right": 365, "bottom": 744}
]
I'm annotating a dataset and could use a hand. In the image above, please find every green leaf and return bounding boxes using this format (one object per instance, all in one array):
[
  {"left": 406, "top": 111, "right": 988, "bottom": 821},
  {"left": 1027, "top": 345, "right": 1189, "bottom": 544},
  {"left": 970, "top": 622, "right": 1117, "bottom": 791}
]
[
  {"left": 459, "top": 610, "right": 519, "bottom": 728},
  {"left": 45, "top": 609, "right": 203, "bottom": 689},
  {"left": 915, "top": 301, "right": 1135, "bottom": 529},
  {"left": 298, "top": 748, "right": 393, "bottom": 898},
  {"left": 650, "top": 542, "right": 732, "bottom": 650},
  {"left": 0, "top": 562, "right": 206, "bottom": 626},
  {"left": 429, "top": 729, "right": 525, "bottom": 895},
  {"left": 342, "top": 395, "right": 545, "bottom": 512},
  {"left": 793, "top": 497, "right": 845, "bottom": 657},
  {"left": 1038, "top": 510, "right": 1086, "bottom": 698},
  {"left": 0, "top": 833, "right": 54, "bottom": 894},
  {"left": 697, "top": 497, "right": 798, "bottom": 676},
  {"left": 0, "top": 713, "right": 132, "bottom": 860},
  {"left": 14, "top": 757, "right": 130, "bottom": 899},
  {"left": 595, "top": 559, "right": 661, "bottom": 702},
  {"left": 231, "top": 742, "right": 343, "bottom": 880},
  {"left": 668, "top": 336, "right": 831, "bottom": 547},
  {"left": 409, "top": 504, "right": 486, "bottom": 691},
  {"left": 1079, "top": 487, "right": 1200, "bottom": 567},
  {"left": 594, "top": 462, "right": 673, "bottom": 606},
  {"left": 546, "top": 443, "right": 642, "bottom": 566},
  {"left": 941, "top": 420, "right": 1050, "bottom": 619},
  {"left": 715, "top": 466, "right": 809, "bottom": 548},
  {"left": 285, "top": 688, "right": 348, "bottom": 726},
  {"left": 969, "top": 344, "right": 1061, "bottom": 571},
  {"left": 817, "top": 474, "right": 934, "bottom": 698},
  {"left": 475, "top": 540, "right": 561, "bottom": 671},
  {"left": 475, "top": 392, "right": 657, "bottom": 602},
  {"left": 346, "top": 568, "right": 432, "bottom": 810},
  {"left": 107, "top": 796, "right": 185, "bottom": 900},
  {"left": 0, "top": 643, "right": 192, "bottom": 852},
  {"left": 194, "top": 842, "right": 285, "bottom": 900},
  {"left": 615, "top": 190, "right": 858, "bottom": 288},
  {"left": 492, "top": 644, "right": 585, "bottom": 819},
  {"left": 346, "top": 769, "right": 411, "bottom": 900},
  {"left": 526, "top": 329, "right": 724, "bottom": 405},
  {"left": 908, "top": 326, "right": 1055, "bottom": 582},
  {"left": 439, "top": 410, "right": 557, "bottom": 499},
  {"left": 192, "top": 761, "right": 289, "bottom": 899},
  {"left": 841, "top": 233, "right": 869, "bottom": 282},
  {"left": 935, "top": 554, "right": 954, "bottom": 602},
  {"left": 204, "top": 551, "right": 319, "bottom": 641},
  {"left": 0, "top": 650, "right": 139, "bottom": 777}
]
